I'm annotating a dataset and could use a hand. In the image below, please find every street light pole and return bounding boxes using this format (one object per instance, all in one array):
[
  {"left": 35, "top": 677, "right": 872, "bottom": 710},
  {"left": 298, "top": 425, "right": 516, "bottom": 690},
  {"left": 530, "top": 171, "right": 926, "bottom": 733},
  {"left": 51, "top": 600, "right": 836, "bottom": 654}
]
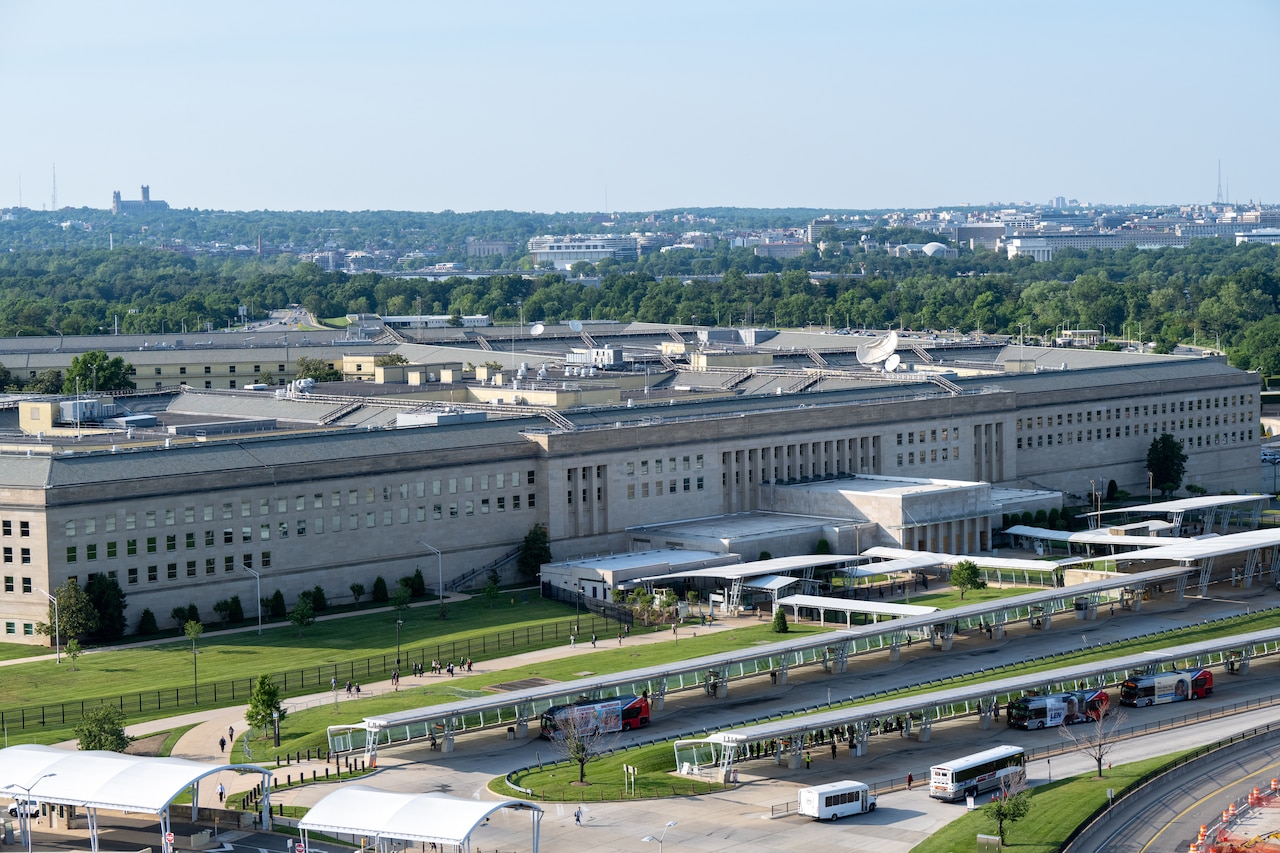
[
  {"left": 242, "top": 564, "right": 262, "bottom": 634},
  {"left": 642, "top": 820, "right": 677, "bottom": 853},
  {"left": 396, "top": 618, "right": 403, "bottom": 668},
  {"left": 418, "top": 541, "right": 444, "bottom": 619},
  {"left": 36, "top": 587, "right": 60, "bottom": 664},
  {"left": 272, "top": 708, "right": 280, "bottom": 748},
  {"left": 5, "top": 773, "right": 55, "bottom": 853}
]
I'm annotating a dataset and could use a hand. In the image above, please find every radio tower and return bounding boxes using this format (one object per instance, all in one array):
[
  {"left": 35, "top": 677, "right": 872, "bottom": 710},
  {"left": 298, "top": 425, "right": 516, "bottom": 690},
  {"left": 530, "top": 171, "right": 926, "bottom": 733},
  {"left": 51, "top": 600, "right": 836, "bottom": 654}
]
[
  {"left": 1215, "top": 160, "right": 1223, "bottom": 205},
  {"left": 51, "top": 163, "right": 57, "bottom": 211}
]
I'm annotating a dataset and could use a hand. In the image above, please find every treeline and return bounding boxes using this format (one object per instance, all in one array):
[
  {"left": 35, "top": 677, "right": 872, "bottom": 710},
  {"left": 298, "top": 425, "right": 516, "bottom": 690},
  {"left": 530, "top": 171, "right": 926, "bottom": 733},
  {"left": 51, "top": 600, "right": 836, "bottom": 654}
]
[{"left": 0, "top": 239, "right": 1278, "bottom": 377}]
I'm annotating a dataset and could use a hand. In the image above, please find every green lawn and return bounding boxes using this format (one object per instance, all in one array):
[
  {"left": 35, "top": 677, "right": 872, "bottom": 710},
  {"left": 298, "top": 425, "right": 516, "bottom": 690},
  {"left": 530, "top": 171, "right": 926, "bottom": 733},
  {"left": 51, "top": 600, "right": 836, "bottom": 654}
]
[
  {"left": 909, "top": 752, "right": 1191, "bottom": 853},
  {"left": 0, "top": 641, "right": 50, "bottom": 662}
]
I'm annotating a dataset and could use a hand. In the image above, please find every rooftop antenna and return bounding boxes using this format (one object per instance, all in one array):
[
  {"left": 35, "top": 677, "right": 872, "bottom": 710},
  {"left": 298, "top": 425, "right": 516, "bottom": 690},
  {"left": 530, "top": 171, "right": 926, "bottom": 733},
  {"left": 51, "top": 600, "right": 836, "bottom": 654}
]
[{"left": 1216, "top": 160, "right": 1223, "bottom": 204}]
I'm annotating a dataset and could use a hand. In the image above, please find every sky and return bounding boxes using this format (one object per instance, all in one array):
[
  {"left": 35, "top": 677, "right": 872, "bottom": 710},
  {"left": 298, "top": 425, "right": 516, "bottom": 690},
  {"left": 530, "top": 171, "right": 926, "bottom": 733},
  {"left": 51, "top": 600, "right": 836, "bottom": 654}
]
[{"left": 2, "top": 1, "right": 1278, "bottom": 214}]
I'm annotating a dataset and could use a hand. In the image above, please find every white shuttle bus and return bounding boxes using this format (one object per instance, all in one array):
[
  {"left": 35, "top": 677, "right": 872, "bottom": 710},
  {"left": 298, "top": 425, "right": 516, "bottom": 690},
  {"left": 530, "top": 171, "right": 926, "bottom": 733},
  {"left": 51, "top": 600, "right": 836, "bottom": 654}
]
[{"left": 797, "top": 780, "right": 877, "bottom": 820}]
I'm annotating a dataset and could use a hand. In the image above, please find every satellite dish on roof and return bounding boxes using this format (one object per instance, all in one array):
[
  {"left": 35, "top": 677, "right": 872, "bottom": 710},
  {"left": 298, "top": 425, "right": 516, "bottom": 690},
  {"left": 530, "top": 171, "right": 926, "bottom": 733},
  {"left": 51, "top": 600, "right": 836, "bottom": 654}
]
[
  {"left": 856, "top": 330, "right": 898, "bottom": 365},
  {"left": 884, "top": 353, "right": 901, "bottom": 373},
  {"left": 569, "top": 320, "right": 584, "bottom": 332},
  {"left": 530, "top": 323, "right": 545, "bottom": 336}
]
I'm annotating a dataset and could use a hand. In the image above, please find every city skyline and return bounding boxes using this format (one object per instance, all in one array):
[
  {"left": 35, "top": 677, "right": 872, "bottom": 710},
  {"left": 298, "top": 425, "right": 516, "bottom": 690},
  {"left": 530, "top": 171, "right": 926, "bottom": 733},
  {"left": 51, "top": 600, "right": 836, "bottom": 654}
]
[{"left": 2, "top": 0, "right": 1278, "bottom": 213}]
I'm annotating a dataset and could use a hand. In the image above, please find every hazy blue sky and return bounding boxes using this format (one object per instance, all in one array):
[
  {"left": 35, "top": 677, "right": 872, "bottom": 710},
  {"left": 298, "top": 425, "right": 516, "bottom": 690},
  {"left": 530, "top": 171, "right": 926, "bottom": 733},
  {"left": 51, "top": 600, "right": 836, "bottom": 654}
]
[{"left": 3, "top": 1, "right": 1277, "bottom": 213}]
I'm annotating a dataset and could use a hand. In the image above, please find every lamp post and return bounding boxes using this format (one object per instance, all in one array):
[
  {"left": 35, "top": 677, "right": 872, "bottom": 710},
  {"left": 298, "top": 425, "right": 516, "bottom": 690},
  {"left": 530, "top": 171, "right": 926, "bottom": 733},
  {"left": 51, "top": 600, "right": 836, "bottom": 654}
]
[
  {"left": 395, "top": 618, "right": 404, "bottom": 669},
  {"left": 242, "top": 564, "right": 262, "bottom": 634},
  {"left": 272, "top": 708, "right": 280, "bottom": 748},
  {"left": 642, "top": 820, "right": 677, "bottom": 853},
  {"left": 35, "top": 587, "right": 60, "bottom": 664},
  {"left": 418, "top": 540, "right": 444, "bottom": 618},
  {"left": 5, "top": 772, "right": 55, "bottom": 853}
]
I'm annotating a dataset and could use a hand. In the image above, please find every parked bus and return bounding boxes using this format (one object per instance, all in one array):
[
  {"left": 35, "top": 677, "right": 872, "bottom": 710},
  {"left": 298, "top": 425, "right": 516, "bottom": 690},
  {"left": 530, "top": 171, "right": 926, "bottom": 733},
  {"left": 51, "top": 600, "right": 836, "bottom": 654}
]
[
  {"left": 929, "top": 745, "right": 1026, "bottom": 801},
  {"left": 1119, "top": 669, "right": 1213, "bottom": 706},
  {"left": 1006, "top": 689, "right": 1110, "bottom": 729},
  {"left": 539, "top": 694, "right": 650, "bottom": 739},
  {"left": 797, "top": 780, "right": 877, "bottom": 821}
]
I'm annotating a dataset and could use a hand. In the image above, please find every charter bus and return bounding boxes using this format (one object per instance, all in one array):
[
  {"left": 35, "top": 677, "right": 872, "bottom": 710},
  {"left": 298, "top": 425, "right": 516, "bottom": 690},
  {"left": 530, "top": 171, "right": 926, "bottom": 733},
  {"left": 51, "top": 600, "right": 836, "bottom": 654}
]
[
  {"left": 539, "top": 694, "right": 650, "bottom": 739},
  {"left": 1119, "top": 669, "right": 1213, "bottom": 707},
  {"left": 797, "top": 780, "right": 877, "bottom": 821},
  {"left": 1006, "top": 690, "right": 1111, "bottom": 729},
  {"left": 929, "top": 745, "right": 1026, "bottom": 801}
]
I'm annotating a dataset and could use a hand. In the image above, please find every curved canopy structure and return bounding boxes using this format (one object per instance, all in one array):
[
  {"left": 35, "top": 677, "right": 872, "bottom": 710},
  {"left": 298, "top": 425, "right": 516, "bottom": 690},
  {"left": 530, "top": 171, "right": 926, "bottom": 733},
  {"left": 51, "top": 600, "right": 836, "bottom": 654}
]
[
  {"left": 0, "top": 744, "right": 273, "bottom": 852},
  {"left": 298, "top": 786, "right": 543, "bottom": 852}
]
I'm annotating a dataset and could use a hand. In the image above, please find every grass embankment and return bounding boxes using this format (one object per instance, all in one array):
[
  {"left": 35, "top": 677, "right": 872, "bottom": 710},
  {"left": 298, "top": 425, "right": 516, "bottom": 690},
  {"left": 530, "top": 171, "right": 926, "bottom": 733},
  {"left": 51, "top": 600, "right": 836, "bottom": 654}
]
[
  {"left": 0, "top": 597, "right": 626, "bottom": 745},
  {"left": 494, "top": 609, "right": 1280, "bottom": 801},
  {"left": 255, "top": 622, "right": 831, "bottom": 761},
  {"left": 0, "top": 642, "right": 51, "bottom": 662},
  {"left": 909, "top": 752, "right": 1193, "bottom": 853}
]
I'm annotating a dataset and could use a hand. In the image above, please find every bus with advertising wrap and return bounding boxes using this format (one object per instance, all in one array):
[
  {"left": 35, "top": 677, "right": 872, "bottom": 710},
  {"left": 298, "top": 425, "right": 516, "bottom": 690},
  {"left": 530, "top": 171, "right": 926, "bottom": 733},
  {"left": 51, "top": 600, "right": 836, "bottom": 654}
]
[
  {"left": 1119, "top": 669, "right": 1213, "bottom": 706},
  {"left": 930, "top": 745, "right": 1026, "bottom": 801},
  {"left": 540, "top": 694, "right": 650, "bottom": 739},
  {"left": 1006, "top": 690, "right": 1110, "bottom": 729}
]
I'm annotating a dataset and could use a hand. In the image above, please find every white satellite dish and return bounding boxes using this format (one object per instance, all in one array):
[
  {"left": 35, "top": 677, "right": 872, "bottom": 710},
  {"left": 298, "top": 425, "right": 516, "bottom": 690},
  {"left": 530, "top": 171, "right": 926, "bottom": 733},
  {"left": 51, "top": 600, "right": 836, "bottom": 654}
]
[
  {"left": 884, "top": 353, "right": 901, "bottom": 373},
  {"left": 856, "top": 330, "right": 898, "bottom": 365},
  {"left": 569, "top": 320, "right": 584, "bottom": 332},
  {"left": 530, "top": 323, "right": 545, "bottom": 336}
]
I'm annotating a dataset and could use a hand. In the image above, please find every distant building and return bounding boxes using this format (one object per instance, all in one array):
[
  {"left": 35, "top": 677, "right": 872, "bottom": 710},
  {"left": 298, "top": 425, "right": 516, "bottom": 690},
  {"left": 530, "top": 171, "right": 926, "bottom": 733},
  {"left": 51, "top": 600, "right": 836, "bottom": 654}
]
[
  {"left": 1236, "top": 228, "right": 1280, "bottom": 246},
  {"left": 111, "top": 185, "right": 169, "bottom": 215},
  {"left": 527, "top": 234, "right": 638, "bottom": 269},
  {"left": 466, "top": 238, "right": 515, "bottom": 258},
  {"left": 753, "top": 242, "right": 810, "bottom": 260}
]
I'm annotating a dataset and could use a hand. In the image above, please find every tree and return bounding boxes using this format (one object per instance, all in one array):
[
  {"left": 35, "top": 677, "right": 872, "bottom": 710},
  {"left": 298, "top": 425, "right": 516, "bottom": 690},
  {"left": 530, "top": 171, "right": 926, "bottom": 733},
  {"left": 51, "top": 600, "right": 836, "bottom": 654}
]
[
  {"left": 409, "top": 567, "right": 427, "bottom": 597},
  {"left": 518, "top": 523, "right": 552, "bottom": 577},
  {"left": 814, "top": 538, "right": 832, "bottom": 555},
  {"left": 982, "top": 772, "right": 1032, "bottom": 844},
  {"left": 771, "top": 607, "right": 789, "bottom": 633},
  {"left": 391, "top": 582, "right": 412, "bottom": 617},
  {"left": 309, "top": 585, "right": 328, "bottom": 612},
  {"left": 371, "top": 575, "right": 390, "bottom": 603},
  {"left": 294, "top": 356, "right": 341, "bottom": 382},
  {"left": 184, "top": 619, "right": 203, "bottom": 700},
  {"left": 38, "top": 577, "right": 96, "bottom": 642},
  {"left": 66, "top": 638, "right": 83, "bottom": 671},
  {"left": 76, "top": 705, "right": 130, "bottom": 752},
  {"left": 27, "top": 368, "right": 64, "bottom": 394},
  {"left": 245, "top": 674, "right": 285, "bottom": 736},
  {"left": 137, "top": 608, "right": 158, "bottom": 635},
  {"left": 350, "top": 582, "right": 365, "bottom": 604},
  {"left": 1060, "top": 707, "right": 1126, "bottom": 777},
  {"left": 85, "top": 572, "right": 128, "bottom": 642},
  {"left": 548, "top": 705, "right": 619, "bottom": 785},
  {"left": 375, "top": 353, "right": 409, "bottom": 366},
  {"left": 951, "top": 560, "right": 986, "bottom": 600},
  {"left": 290, "top": 596, "right": 315, "bottom": 636},
  {"left": 62, "top": 350, "right": 135, "bottom": 394},
  {"left": 268, "top": 589, "right": 287, "bottom": 618},
  {"left": 1146, "top": 433, "right": 1188, "bottom": 496},
  {"left": 483, "top": 578, "right": 500, "bottom": 607}
]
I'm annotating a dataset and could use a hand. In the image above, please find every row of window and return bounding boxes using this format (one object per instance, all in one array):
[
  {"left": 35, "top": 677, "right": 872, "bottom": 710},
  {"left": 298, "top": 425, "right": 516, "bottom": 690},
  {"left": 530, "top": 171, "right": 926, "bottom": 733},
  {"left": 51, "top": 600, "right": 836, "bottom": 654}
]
[
  {"left": 1, "top": 520, "right": 31, "bottom": 537},
  {"left": 624, "top": 477, "right": 705, "bottom": 499},
  {"left": 124, "top": 551, "right": 270, "bottom": 585},
  {"left": 63, "top": 495, "right": 538, "bottom": 564},
  {"left": 63, "top": 473, "right": 538, "bottom": 537},
  {"left": 896, "top": 427, "right": 960, "bottom": 446},
  {"left": 623, "top": 455, "right": 705, "bottom": 476},
  {"left": 1017, "top": 427, "right": 1254, "bottom": 450},
  {"left": 129, "top": 363, "right": 287, "bottom": 376},
  {"left": 1015, "top": 395, "right": 1254, "bottom": 431},
  {"left": 897, "top": 448, "right": 962, "bottom": 466},
  {"left": 4, "top": 622, "right": 35, "bottom": 636},
  {"left": 3, "top": 576, "right": 33, "bottom": 593}
]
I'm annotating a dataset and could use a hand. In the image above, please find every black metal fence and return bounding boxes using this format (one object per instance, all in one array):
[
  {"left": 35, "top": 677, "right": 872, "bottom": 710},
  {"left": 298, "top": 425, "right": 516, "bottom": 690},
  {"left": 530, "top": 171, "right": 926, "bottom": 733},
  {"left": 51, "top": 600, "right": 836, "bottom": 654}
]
[
  {"left": 0, "top": 612, "right": 625, "bottom": 734},
  {"left": 541, "top": 581, "right": 636, "bottom": 626}
]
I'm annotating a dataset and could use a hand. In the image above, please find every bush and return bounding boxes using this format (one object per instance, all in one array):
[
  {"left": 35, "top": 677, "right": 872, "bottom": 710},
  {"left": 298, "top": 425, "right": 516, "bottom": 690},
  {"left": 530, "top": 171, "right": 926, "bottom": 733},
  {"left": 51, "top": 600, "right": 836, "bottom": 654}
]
[
  {"left": 268, "top": 589, "right": 287, "bottom": 618},
  {"left": 185, "top": 603, "right": 200, "bottom": 624},
  {"left": 227, "top": 594, "right": 244, "bottom": 623},
  {"left": 371, "top": 575, "right": 390, "bottom": 603},
  {"left": 759, "top": 550, "right": 773, "bottom": 561},
  {"left": 814, "top": 538, "right": 831, "bottom": 555},
  {"left": 409, "top": 568, "right": 427, "bottom": 597},
  {"left": 350, "top": 582, "right": 365, "bottom": 604},
  {"left": 1047, "top": 507, "right": 1060, "bottom": 528},
  {"left": 1033, "top": 509, "right": 1047, "bottom": 524},
  {"left": 1021, "top": 511, "right": 1033, "bottom": 525},
  {"left": 771, "top": 608, "right": 788, "bottom": 633},
  {"left": 310, "top": 585, "right": 328, "bottom": 612},
  {"left": 137, "top": 608, "right": 158, "bottom": 635}
]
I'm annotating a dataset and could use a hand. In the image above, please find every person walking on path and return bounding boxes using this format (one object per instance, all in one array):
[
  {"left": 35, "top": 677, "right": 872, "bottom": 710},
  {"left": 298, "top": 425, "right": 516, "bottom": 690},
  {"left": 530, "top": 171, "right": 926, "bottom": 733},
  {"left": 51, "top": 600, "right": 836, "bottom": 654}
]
[
  {"left": 228, "top": 725, "right": 234, "bottom": 741},
  {"left": 590, "top": 633, "right": 596, "bottom": 648},
  {"left": 804, "top": 751, "right": 812, "bottom": 769},
  {"left": 217, "top": 782, "right": 225, "bottom": 803},
  {"left": 906, "top": 772, "right": 913, "bottom": 791},
  {"left": 574, "top": 807, "right": 583, "bottom": 826},
  {"left": 617, "top": 632, "right": 623, "bottom": 645},
  {"left": 830, "top": 741, "right": 837, "bottom": 761},
  {"left": 218, "top": 736, "right": 226, "bottom": 753},
  {"left": 345, "top": 680, "right": 352, "bottom": 696},
  {"left": 569, "top": 634, "right": 576, "bottom": 649}
]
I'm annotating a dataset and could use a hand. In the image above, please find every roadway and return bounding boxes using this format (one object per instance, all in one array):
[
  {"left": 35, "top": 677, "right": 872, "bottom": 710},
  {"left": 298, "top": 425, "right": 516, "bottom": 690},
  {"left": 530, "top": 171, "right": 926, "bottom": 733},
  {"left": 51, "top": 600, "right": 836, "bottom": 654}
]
[{"left": 27, "top": 581, "right": 1280, "bottom": 852}]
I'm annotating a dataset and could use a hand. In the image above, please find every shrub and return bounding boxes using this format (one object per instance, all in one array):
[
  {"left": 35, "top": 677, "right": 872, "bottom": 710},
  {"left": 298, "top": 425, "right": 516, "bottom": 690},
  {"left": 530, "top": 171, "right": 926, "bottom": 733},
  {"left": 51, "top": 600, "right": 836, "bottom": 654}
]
[
  {"left": 1021, "top": 511, "right": 1034, "bottom": 525},
  {"left": 137, "top": 608, "right": 158, "bottom": 635},
  {"left": 1034, "top": 509, "right": 1048, "bottom": 525},
  {"left": 350, "top": 582, "right": 365, "bottom": 604},
  {"left": 1047, "top": 507, "right": 1060, "bottom": 528},
  {"left": 409, "top": 568, "right": 427, "bottom": 597},
  {"left": 371, "top": 575, "right": 390, "bottom": 603},
  {"left": 759, "top": 550, "right": 773, "bottom": 561},
  {"left": 268, "top": 589, "right": 287, "bottom": 618},
  {"left": 771, "top": 607, "right": 788, "bottom": 633},
  {"left": 310, "top": 585, "right": 328, "bottom": 612}
]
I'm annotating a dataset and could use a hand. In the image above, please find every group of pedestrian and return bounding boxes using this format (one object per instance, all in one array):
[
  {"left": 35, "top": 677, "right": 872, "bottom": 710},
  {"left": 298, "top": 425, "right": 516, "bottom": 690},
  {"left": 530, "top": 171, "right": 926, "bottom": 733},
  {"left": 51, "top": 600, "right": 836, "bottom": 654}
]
[{"left": 343, "top": 681, "right": 362, "bottom": 697}]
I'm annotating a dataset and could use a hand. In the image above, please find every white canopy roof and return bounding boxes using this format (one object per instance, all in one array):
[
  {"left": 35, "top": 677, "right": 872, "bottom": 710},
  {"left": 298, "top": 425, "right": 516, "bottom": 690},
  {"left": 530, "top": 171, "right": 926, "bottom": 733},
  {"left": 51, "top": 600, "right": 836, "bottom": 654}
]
[
  {"left": 1005, "top": 525, "right": 1192, "bottom": 547},
  {"left": 862, "top": 545, "right": 1065, "bottom": 572},
  {"left": 0, "top": 744, "right": 267, "bottom": 813},
  {"left": 629, "top": 553, "right": 861, "bottom": 585},
  {"left": 1087, "top": 494, "right": 1271, "bottom": 518},
  {"left": 777, "top": 593, "right": 938, "bottom": 617},
  {"left": 297, "top": 786, "right": 541, "bottom": 847}
]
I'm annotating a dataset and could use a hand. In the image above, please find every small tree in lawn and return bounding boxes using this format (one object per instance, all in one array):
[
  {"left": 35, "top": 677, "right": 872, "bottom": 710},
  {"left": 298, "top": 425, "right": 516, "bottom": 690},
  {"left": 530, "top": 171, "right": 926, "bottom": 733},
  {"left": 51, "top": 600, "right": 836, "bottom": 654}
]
[
  {"left": 549, "top": 705, "right": 620, "bottom": 785},
  {"left": 350, "top": 582, "right": 365, "bottom": 604},
  {"left": 952, "top": 560, "right": 986, "bottom": 600},
  {"left": 1060, "top": 707, "right": 1126, "bottom": 777},
  {"left": 66, "top": 638, "right": 83, "bottom": 671},
  {"left": 771, "top": 607, "right": 789, "bottom": 633},
  {"left": 76, "top": 705, "right": 130, "bottom": 752},
  {"left": 245, "top": 674, "right": 285, "bottom": 737},
  {"left": 290, "top": 596, "right": 315, "bottom": 636},
  {"left": 982, "top": 771, "right": 1032, "bottom": 844}
]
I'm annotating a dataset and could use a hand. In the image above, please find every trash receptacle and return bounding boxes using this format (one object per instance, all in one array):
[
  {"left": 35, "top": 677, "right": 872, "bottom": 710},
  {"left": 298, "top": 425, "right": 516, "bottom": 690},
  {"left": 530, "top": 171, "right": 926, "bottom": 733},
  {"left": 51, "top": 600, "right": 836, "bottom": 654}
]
[{"left": 507, "top": 727, "right": 515, "bottom": 740}]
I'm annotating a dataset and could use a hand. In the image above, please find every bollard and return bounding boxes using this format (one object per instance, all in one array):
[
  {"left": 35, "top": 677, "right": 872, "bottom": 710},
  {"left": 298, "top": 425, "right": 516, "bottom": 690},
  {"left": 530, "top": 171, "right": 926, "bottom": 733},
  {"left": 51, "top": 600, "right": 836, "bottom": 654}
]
[
  {"left": 325, "top": 768, "right": 329, "bottom": 780},
  {"left": 287, "top": 774, "right": 291, "bottom": 786},
  {"left": 295, "top": 751, "right": 301, "bottom": 763},
  {"left": 307, "top": 749, "right": 312, "bottom": 761},
  {"left": 312, "top": 770, "right": 316, "bottom": 782},
  {"left": 276, "top": 756, "right": 281, "bottom": 768}
]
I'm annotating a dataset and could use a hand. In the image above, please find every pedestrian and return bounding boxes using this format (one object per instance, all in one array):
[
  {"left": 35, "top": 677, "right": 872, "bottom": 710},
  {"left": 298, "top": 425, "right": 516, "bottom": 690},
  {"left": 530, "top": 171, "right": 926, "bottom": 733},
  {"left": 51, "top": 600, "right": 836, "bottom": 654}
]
[
  {"left": 219, "top": 736, "right": 226, "bottom": 753},
  {"left": 447, "top": 662, "right": 454, "bottom": 677},
  {"left": 355, "top": 683, "right": 361, "bottom": 696},
  {"left": 906, "top": 772, "right": 913, "bottom": 791},
  {"left": 331, "top": 676, "right": 337, "bottom": 691},
  {"left": 617, "top": 632, "right": 623, "bottom": 645},
  {"left": 569, "top": 634, "right": 576, "bottom": 648},
  {"left": 466, "top": 658, "right": 473, "bottom": 673},
  {"left": 831, "top": 742, "right": 837, "bottom": 760},
  {"left": 672, "top": 623, "right": 678, "bottom": 636},
  {"left": 228, "top": 725, "right": 235, "bottom": 741},
  {"left": 591, "top": 633, "right": 596, "bottom": 648},
  {"left": 345, "top": 680, "right": 352, "bottom": 696},
  {"left": 805, "top": 751, "right": 812, "bottom": 769},
  {"left": 624, "top": 625, "right": 629, "bottom": 638},
  {"left": 217, "top": 782, "right": 225, "bottom": 803},
  {"left": 574, "top": 807, "right": 583, "bottom": 826}
]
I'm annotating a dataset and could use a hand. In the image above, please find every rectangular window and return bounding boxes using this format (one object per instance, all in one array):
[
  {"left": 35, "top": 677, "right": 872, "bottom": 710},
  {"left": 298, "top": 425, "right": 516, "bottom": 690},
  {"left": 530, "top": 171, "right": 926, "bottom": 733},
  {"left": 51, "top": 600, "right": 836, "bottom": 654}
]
[
  {"left": 497, "top": 496, "right": 506, "bottom": 511},
  {"left": 433, "top": 504, "right": 443, "bottom": 520},
  {"left": 86, "top": 543, "right": 97, "bottom": 561},
  {"left": 147, "top": 565, "right": 158, "bottom": 583},
  {"left": 513, "top": 494, "right": 521, "bottom": 510},
  {"left": 186, "top": 560, "right": 197, "bottom": 578},
  {"left": 481, "top": 498, "right": 490, "bottom": 514},
  {"left": 67, "top": 546, "right": 77, "bottom": 563},
  {"left": 3, "top": 576, "right": 12, "bottom": 593},
  {"left": 22, "top": 576, "right": 31, "bottom": 592},
  {"left": 18, "top": 521, "right": 29, "bottom": 537},
  {"left": 146, "top": 536, "right": 157, "bottom": 554},
  {"left": 20, "top": 548, "right": 29, "bottom": 565},
  {"left": 261, "top": 551, "right": 272, "bottom": 569},
  {"left": 2, "top": 547, "right": 9, "bottom": 563},
  {"left": 224, "top": 555, "right": 235, "bottom": 573},
  {"left": 528, "top": 493, "right": 536, "bottom": 509},
  {"left": 167, "top": 563, "right": 178, "bottom": 580},
  {"left": 166, "top": 534, "right": 176, "bottom": 552},
  {"left": 205, "top": 558, "right": 216, "bottom": 575}
]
